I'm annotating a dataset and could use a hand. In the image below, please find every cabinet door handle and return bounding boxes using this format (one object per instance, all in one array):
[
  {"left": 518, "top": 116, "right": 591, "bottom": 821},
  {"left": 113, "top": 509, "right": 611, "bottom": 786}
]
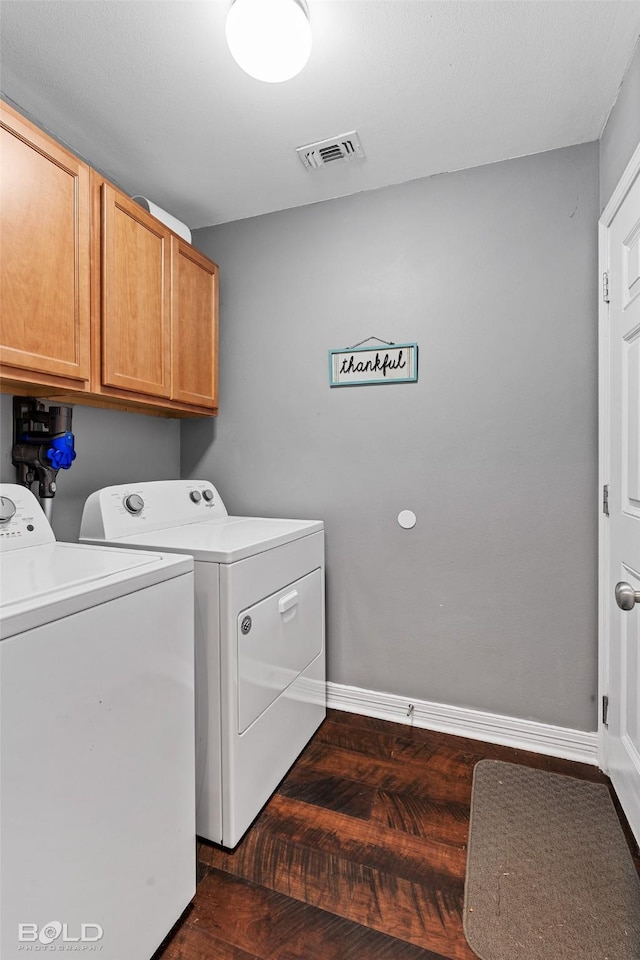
[{"left": 279, "top": 590, "right": 299, "bottom": 615}]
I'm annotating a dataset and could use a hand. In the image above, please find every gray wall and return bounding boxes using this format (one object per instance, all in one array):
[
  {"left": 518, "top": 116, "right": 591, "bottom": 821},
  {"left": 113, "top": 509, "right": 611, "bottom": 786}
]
[
  {"left": 183, "top": 142, "right": 600, "bottom": 731},
  {"left": 0, "top": 395, "right": 180, "bottom": 542},
  {"left": 600, "top": 39, "right": 640, "bottom": 210}
]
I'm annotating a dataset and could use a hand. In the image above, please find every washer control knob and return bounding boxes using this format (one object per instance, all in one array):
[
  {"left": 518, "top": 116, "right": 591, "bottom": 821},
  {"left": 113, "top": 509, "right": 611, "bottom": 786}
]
[
  {"left": 202, "top": 489, "right": 214, "bottom": 502},
  {"left": 123, "top": 494, "right": 144, "bottom": 515},
  {"left": 189, "top": 490, "right": 202, "bottom": 503},
  {"left": 0, "top": 497, "right": 16, "bottom": 523}
]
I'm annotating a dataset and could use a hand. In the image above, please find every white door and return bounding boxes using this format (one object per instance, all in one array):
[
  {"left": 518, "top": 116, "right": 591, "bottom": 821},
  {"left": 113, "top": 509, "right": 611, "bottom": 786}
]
[{"left": 599, "top": 144, "right": 640, "bottom": 844}]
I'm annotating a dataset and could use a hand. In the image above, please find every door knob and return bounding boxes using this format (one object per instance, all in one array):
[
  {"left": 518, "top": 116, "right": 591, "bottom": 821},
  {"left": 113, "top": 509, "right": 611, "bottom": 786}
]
[{"left": 615, "top": 582, "right": 640, "bottom": 611}]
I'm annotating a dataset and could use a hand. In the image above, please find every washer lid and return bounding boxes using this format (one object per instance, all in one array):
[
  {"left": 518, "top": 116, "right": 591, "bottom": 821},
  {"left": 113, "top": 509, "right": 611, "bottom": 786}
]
[
  {"left": 0, "top": 541, "right": 192, "bottom": 639},
  {"left": 87, "top": 515, "right": 324, "bottom": 563}
]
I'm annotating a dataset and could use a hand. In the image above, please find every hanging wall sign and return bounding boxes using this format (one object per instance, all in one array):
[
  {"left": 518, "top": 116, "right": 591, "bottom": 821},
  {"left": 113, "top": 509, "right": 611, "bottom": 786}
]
[{"left": 328, "top": 342, "right": 418, "bottom": 387}]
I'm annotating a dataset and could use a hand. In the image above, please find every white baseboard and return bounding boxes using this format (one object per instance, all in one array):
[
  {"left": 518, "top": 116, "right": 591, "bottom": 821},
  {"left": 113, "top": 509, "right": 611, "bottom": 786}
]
[{"left": 326, "top": 681, "right": 599, "bottom": 766}]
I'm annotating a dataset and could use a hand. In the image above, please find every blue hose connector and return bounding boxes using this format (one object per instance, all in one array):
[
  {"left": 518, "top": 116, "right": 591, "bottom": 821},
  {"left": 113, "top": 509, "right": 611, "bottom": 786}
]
[{"left": 47, "top": 432, "right": 76, "bottom": 470}]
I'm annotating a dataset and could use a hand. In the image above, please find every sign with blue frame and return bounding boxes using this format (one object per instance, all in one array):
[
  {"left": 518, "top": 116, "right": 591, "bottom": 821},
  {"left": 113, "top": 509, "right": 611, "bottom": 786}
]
[{"left": 328, "top": 342, "right": 418, "bottom": 387}]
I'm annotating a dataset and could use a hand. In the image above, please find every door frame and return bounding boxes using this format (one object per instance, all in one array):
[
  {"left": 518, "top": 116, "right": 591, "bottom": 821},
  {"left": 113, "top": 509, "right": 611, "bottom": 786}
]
[{"left": 598, "top": 140, "right": 640, "bottom": 773}]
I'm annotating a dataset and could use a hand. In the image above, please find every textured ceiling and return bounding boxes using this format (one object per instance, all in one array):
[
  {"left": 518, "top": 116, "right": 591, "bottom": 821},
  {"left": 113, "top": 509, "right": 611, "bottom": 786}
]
[{"left": 1, "top": 1, "right": 639, "bottom": 228}]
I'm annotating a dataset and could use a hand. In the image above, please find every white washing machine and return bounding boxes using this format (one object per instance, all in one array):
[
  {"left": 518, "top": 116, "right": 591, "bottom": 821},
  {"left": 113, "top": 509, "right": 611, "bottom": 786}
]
[
  {"left": 80, "top": 479, "right": 326, "bottom": 848},
  {"left": 0, "top": 483, "right": 196, "bottom": 960}
]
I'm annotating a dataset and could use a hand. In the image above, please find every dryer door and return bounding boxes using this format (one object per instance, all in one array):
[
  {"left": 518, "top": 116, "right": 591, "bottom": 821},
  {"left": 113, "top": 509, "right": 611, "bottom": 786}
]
[{"left": 237, "top": 568, "right": 323, "bottom": 733}]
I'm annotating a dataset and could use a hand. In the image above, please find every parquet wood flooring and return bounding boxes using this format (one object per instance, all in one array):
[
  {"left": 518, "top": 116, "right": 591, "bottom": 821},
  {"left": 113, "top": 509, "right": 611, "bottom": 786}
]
[{"left": 154, "top": 709, "right": 638, "bottom": 960}]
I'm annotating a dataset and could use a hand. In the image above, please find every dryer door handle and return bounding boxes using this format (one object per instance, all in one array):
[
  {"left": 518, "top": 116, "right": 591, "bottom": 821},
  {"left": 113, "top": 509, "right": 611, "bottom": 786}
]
[{"left": 278, "top": 590, "right": 299, "bottom": 615}]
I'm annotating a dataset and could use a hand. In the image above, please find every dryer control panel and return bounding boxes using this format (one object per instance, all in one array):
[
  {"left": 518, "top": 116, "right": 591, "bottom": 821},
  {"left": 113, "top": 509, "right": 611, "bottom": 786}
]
[
  {"left": 0, "top": 483, "right": 55, "bottom": 551},
  {"left": 80, "top": 480, "right": 228, "bottom": 540}
]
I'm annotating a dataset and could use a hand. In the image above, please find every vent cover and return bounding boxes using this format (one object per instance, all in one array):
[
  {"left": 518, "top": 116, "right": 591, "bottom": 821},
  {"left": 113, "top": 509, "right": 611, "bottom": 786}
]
[{"left": 297, "top": 131, "right": 365, "bottom": 171}]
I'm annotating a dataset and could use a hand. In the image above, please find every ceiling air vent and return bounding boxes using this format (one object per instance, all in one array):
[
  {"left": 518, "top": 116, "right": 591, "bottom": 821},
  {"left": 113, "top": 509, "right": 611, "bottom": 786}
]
[{"left": 296, "top": 131, "right": 365, "bottom": 171}]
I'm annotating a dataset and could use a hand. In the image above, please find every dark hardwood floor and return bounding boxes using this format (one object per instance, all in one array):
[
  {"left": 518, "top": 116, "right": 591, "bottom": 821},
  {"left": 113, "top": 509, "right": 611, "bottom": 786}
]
[{"left": 155, "top": 709, "right": 639, "bottom": 960}]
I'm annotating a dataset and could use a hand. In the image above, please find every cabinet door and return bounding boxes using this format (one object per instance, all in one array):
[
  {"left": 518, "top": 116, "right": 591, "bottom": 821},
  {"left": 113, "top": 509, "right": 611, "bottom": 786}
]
[
  {"left": 0, "top": 104, "right": 90, "bottom": 382},
  {"left": 171, "top": 238, "right": 219, "bottom": 409},
  {"left": 101, "top": 185, "right": 171, "bottom": 398}
]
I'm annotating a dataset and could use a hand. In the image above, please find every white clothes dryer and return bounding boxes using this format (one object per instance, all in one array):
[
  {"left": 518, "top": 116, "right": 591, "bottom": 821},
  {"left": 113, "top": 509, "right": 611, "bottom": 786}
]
[
  {"left": 0, "top": 484, "right": 196, "bottom": 960},
  {"left": 80, "top": 479, "right": 326, "bottom": 848}
]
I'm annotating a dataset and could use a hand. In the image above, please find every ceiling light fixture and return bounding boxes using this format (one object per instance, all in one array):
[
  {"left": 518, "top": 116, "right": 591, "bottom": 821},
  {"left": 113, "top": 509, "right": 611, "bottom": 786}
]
[{"left": 225, "top": 0, "right": 312, "bottom": 84}]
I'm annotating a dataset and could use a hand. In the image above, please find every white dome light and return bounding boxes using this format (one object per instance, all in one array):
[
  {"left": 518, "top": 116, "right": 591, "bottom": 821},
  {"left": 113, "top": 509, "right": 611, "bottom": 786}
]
[{"left": 226, "top": 0, "right": 312, "bottom": 83}]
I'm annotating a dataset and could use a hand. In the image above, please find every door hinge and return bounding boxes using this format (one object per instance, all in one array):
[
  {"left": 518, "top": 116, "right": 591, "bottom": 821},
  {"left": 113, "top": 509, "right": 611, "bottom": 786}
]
[
  {"left": 603, "top": 484, "right": 609, "bottom": 516},
  {"left": 602, "top": 271, "right": 610, "bottom": 303},
  {"left": 602, "top": 694, "right": 609, "bottom": 728}
]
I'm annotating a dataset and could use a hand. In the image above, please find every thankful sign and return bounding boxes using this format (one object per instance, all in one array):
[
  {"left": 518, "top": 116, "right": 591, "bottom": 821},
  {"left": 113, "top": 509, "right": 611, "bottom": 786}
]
[{"left": 329, "top": 342, "right": 418, "bottom": 387}]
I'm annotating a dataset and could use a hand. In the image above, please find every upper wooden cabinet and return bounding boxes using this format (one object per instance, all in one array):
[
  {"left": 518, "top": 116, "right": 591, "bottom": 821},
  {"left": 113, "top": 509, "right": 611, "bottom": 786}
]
[
  {"left": 100, "top": 184, "right": 171, "bottom": 398},
  {"left": 94, "top": 180, "right": 219, "bottom": 412},
  {"left": 171, "top": 238, "right": 219, "bottom": 410},
  {"left": 0, "top": 103, "right": 219, "bottom": 417},
  {"left": 0, "top": 102, "right": 91, "bottom": 388}
]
